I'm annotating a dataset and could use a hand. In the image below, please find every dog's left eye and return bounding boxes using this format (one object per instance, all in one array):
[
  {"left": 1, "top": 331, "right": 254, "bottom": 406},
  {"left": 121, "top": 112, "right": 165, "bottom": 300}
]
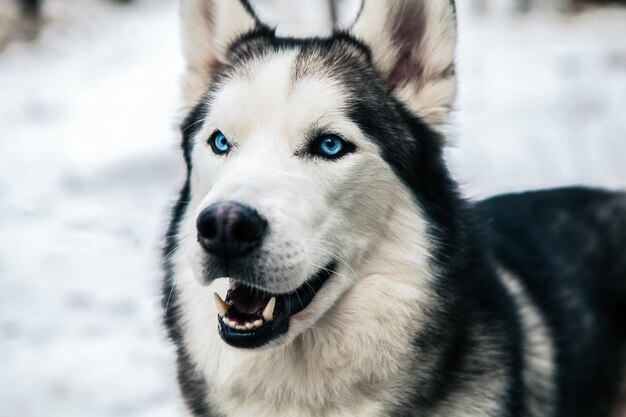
[
  {"left": 313, "top": 135, "right": 354, "bottom": 160},
  {"left": 209, "top": 131, "right": 230, "bottom": 155}
]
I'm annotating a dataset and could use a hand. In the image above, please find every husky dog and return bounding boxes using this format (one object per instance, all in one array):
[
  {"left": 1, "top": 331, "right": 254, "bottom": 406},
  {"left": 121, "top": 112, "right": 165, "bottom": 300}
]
[{"left": 163, "top": 0, "right": 626, "bottom": 416}]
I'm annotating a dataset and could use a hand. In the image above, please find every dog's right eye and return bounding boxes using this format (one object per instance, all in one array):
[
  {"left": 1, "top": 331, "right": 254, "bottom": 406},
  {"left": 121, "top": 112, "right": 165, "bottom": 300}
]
[{"left": 209, "top": 131, "right": 230, "bottom": 155}]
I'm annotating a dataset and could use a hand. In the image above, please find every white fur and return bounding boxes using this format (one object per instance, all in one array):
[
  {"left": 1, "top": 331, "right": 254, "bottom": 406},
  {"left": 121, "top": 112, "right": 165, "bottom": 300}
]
[
  {"left": 499, "top": 266, "right": 556, "bottom": 417},
  {"left": 172, "top": 1, "right": 460, "bottom": 415},
  {"left": 172, "top": 48, "right": 438, "bottom": 416}
]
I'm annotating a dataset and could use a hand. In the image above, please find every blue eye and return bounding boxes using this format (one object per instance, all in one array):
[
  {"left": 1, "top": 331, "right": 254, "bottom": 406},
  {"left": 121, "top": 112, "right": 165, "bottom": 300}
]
[
  {"left": 209, "top": 131, "right": 230, "bottom": 155},
  {"left": 315, "top": 135, "right": 353, "bottom": 159}
]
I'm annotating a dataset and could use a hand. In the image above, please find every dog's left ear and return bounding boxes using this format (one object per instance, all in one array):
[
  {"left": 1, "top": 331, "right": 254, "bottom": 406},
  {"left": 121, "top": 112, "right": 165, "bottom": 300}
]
[
  {"left": 349, "top": 0, "right": 457, "bottom": 130},
  {"left": 180, "top": 0, "right": 258, "bottom": 107}
]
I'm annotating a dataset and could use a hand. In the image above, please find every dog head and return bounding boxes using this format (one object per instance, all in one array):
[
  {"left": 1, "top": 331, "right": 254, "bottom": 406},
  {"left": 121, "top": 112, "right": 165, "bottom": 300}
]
[{"left": 175, "top": 0, "right": 458, "bottom": 349}]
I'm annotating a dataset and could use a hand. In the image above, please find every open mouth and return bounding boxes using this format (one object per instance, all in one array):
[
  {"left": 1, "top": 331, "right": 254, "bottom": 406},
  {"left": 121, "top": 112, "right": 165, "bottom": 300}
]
[{"left": 212, "top": 263, "right": 335, "bottom": 349}]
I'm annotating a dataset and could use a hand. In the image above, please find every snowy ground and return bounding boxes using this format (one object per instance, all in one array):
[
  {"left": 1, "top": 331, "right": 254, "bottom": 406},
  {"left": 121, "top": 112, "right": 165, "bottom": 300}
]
[
  {"left": 452, "top": 3, "right": 626, "bottom": 197},
  {"left": 0, "top": 1, "right": 625, "bottom": 416}
]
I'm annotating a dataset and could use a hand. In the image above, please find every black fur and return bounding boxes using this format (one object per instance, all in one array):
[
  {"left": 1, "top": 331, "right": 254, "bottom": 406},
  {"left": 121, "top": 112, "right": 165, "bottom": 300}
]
[
  {"left": 162, "top": 141, "right": 213, "bottom": 414},
  {"left": 163, "top": 9, "right": 626, "bottom": 417},
  {"left": 477, "top": 187, "right": 626, "bottom": 417},
  {"left": 166, "top": 30, "right": 525, "bottom": 416},
  {"left": 287, "top": 35, "right": 527, "bottom": 415}
]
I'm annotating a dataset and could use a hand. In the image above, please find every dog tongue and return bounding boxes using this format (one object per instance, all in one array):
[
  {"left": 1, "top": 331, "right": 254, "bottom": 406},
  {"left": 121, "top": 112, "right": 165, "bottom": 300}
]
[{"left": 226, "top": 281, "right": 272, "bottom": 315}]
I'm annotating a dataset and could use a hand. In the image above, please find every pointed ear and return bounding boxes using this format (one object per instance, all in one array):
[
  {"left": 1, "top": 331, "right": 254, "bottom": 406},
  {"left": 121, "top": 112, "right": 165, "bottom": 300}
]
[
  {"left": 180, "top": 0, "right": 257, "bottom": 107},
  {"left": 350, "top": 0, "right": 457, "bottom": 130}
]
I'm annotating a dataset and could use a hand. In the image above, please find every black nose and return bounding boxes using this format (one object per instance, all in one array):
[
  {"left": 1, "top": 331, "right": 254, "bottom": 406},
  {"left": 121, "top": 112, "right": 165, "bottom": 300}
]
[{"left": 196, "top": 202, "right": 268, "bottom": 258}]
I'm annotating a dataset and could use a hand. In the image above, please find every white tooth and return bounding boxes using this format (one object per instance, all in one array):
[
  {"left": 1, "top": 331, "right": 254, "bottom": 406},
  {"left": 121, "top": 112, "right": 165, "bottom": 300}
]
[
  {"left": 245, "top": 322, "right": 254, "bottom": 330},
  {"left": 224, "top": 318, "right": 235, "bottom": 327},
  {"left": 236, "top": 324, "right": 245, "bottom": 330},
  {"left": 253, "top": 319, "right": 263, "bottom": 327},
  {"left": 262, "top": 297, "right": 276, "bottom": 322},
  {"left": 213, "top": 292, "right": 229, "bottom": 316}
]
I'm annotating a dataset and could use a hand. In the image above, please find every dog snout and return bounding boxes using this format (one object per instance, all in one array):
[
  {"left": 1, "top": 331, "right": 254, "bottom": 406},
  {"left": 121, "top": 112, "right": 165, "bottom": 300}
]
[{"left": 196, "top": 202, "right": 268, "bottom": 258}]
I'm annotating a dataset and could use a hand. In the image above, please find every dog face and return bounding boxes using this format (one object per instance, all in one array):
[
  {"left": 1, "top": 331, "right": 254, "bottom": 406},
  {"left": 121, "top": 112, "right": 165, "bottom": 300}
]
[{"left": 174, "top": 0, "right": 457, "bottom": 349}]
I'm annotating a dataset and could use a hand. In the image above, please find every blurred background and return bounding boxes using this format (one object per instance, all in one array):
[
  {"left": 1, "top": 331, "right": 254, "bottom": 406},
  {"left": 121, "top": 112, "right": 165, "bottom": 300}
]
[{"left": 0, "top": 0, "right": 625, "bottom": 416}]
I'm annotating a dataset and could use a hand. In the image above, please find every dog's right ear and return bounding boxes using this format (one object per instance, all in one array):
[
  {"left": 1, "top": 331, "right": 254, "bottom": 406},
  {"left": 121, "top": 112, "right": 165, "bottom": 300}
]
[{"left": 180, "top": 0, "right": 257, "bottom": 107}]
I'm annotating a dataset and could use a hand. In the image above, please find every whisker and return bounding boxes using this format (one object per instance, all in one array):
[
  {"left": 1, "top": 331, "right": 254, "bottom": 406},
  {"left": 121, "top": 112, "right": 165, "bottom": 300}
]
[
  {"left": 163, "top": 233, "right": 190, "bottom": 240},
  {"left": 162, "top": 242, "right": 184, "bottom": 265},
  {"left": 310, "top": 261, "right": 356, "bottom": 285},
  {"left": 307, "top": 246, "right": 358, "bottom": 283},
  {"left": 162, "top": 273, "right": 179, "bottom": 285},
  {"left": 163, "top": 274, "right": 178, "bottom": 317},
  {"left": 304, "top": 281, "right": 316, "bottom": 297},
  {"left": 294, "top": 286, "right": 304, "bottom": 309},
  {"left": 172, "top": 199, "right": 193, "bottom": 205},
  {"left": 181, "top": 117, "right": 206, "bottom": 134},
  {"left": 304, "top": 238, "right": 344, "bottom": 250}
]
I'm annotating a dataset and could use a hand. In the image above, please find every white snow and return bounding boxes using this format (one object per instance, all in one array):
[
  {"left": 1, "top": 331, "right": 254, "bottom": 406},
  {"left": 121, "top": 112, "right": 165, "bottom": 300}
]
[
  {"left": 0, "top": 1, "right": 624, "bottom": 416},
  {"left": 0, "top": 1, "right": 185, "bottom": 416},
  {"left": 451, "top": 3, "right": 626, "bottom": 198}
]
